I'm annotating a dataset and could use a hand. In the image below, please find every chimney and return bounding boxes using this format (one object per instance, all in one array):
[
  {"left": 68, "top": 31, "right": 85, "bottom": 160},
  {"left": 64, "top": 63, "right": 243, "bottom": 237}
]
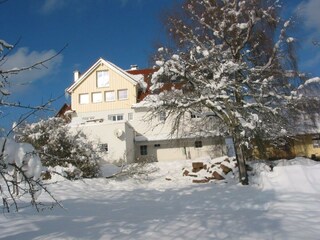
[
  {"left": 73, "top": 70, "right": 80, "bottom": 82},
  {"left": 130, "top": 65, "right": 138, "bottom": 70}
]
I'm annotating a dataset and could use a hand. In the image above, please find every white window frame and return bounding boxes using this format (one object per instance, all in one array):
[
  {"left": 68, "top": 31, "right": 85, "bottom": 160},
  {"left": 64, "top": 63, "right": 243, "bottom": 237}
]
[
  {"left": 79, "top": 93, "right": 89, "bottom": 104},
  {"left": 92, "top": 92, "right": 103, "bottom": 103},
  {"left": 105, "top": 91, "right": 115, "bottom": 102},
  {"left": 108, "top": 114, "right": 124, "bottom": 122},
  {"left": 128, "top": 113, "right": 133, "bottom": 121},
  {"left": 118, "top": 89, "right": 128, "bottom": 100},
  {"left": 97, "top": 71, "right": 109, "bottom": 88}
]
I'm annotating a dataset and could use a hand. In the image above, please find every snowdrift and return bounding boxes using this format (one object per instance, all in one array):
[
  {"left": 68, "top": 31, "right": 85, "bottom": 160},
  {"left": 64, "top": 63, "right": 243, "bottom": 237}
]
[{"left": 252, "top": 157, "right": 320, "bottom": 193}]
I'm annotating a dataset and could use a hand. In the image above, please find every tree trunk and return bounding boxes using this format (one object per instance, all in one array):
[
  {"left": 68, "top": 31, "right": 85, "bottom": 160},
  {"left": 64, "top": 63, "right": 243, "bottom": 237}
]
[{"left": 233, "top": 137, "right": 248, "bottom": 185}]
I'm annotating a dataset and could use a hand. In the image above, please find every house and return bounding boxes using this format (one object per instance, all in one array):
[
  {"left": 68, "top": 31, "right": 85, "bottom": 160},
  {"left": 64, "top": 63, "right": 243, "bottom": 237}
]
[
  {"left": 292, "top": 114, "right": 320, "bottom": 160},
  {"left": 66, "top": 58, "right": 228, "bottom": 164},
  {"left": 252, "top": 114, "right": 320, "bottom": 161}
]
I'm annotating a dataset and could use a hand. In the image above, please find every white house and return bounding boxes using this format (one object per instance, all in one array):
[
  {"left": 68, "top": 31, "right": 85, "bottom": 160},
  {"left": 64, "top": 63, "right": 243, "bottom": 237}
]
[{"left": 66, "top": 58, "right": 229, "bottom": 164}]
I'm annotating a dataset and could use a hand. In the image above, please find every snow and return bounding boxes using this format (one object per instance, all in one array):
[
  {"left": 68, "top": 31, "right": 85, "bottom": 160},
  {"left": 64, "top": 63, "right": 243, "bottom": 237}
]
[
  {"left": 1, "top": 157, "right": 320, "bottom": 239},
  {"left": 303, "top": 77, "right": 320, "bottom": 86},
  {"left": 0, "top": 138, "right": 42, "bottom": 180}
]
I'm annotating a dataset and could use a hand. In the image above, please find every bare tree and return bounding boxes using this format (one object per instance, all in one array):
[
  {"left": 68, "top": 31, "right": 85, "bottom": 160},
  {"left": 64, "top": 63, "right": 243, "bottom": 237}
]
[
  {"left": 149, "top": 0, "right": 310, "bottom": 184},
  {"left": 0, "top": 38, "right": 65, "bottom": 211}
]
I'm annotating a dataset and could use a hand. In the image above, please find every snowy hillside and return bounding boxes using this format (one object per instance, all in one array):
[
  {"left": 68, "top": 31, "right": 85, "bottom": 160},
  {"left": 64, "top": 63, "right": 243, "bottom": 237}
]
[{"left": 0, "top": 157, "right": 320, "bottom": 240}]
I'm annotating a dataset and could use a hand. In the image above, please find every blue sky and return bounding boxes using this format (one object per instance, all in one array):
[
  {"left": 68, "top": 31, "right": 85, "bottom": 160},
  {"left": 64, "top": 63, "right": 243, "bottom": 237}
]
[{"left": 1, "top": 0, "right": 319, "bottom": 131}]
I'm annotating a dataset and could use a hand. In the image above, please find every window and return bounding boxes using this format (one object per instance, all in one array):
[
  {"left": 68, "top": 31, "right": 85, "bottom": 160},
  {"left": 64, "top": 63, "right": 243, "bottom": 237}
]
[
  {"left": 159, "top": 111, "right": 166, "bottom": 121},
  {"left": 128, "top": 113, "right": 133, "bottom": 121},
  {"left": 100, "top": 144, "right": 108, "bottom": 153},
  {"left": 195, "top": 141, "right": 203, "bottom": 148},
  {"left": 118, "top": 89, "right": 128, "bottom": 100},
  {"left": 97, "top": 71, "right": 109, "bottom": 88},
  {"left": 154, "top": 144, "right": 161, "bottom": 147},
  {"left": 92, "top": 92, "right": 102, "bottom": 103},
  {"left": 191, "top": 113, "right": 201, "bottom": 119},
  {"left": 140, "top": 145, "right": 148, "bottom": 155},
  {"left": 79, "top": 93, "right": 89, "bottom": 104},
  {"left": 105, "top": 91, "right": 115, "bottom": 101},
  {"left": 312, "top": 135, "right": 320, "bottom": 148},
  {"left": 108, "top": 114, "right": 124, "bottom": 121}
]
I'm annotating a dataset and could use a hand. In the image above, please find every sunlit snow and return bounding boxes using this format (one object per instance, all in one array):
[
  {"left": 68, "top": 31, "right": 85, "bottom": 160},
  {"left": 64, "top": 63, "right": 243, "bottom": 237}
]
[{"left": 0, "top": 157, "right": 320, "bottom": 240}]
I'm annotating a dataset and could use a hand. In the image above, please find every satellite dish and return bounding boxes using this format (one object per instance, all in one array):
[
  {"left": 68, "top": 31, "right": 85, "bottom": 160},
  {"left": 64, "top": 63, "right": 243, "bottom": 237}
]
[{"left": 114, "top": 129, "right": 124, "bottom": 138}]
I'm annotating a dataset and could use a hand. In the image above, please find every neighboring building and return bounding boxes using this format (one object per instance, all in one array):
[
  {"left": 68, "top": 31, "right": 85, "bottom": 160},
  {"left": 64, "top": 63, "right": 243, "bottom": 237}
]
[
  {"left": 56, "top": 103, "right": 72, "bottom": 122},
  {"left": 252, "top": 114, "right": 320, "bottom": 161},
  {"left": 66, "top": 58, "right": 227, "bottom": 164},
  {"left": 292, "top": 115, "right": 320, "bottom": 160}
]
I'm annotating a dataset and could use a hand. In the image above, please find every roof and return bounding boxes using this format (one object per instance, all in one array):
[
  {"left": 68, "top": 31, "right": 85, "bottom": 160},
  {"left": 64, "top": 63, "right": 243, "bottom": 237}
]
[
  {"left": 66, "top": 58, "right": 140, "bottom": 93},
  {"left": 56, "top": 103, "right": 71, "bottom": 117}
]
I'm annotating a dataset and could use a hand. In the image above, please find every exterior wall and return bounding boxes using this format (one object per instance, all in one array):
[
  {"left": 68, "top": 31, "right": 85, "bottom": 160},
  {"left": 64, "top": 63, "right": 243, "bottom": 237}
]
[
  {"left": 293, "top": 134, "right": 320, "bottom": 159},
  {"left": 135, "top": 137, "right": 226, "bottom": 162},
  {"left": 125, "top": 123, "right": 135, "bottom": 163},
  {"left": 130, "top": 108, "right": 174, "bottom": 139},
  {"left": 70, "top": 64, "right": 137, "bottom": 113},
  {"left": 70, "top": 121, "right": 135, "bottom": 165},
  {"left": 72, "top": 109, "right": 135, "bottom": 123}
]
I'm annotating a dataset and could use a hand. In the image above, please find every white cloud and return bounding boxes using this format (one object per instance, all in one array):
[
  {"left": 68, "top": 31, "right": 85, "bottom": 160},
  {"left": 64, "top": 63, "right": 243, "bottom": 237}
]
[
  {"left": 2, "top": 47, "right": 63, "bottom": 92},
  {"left": 298, "top": 0, "right": 320, "bottom": 33},
  {"left": 40, "top": 0, "right": 68, "bottom": 14}
]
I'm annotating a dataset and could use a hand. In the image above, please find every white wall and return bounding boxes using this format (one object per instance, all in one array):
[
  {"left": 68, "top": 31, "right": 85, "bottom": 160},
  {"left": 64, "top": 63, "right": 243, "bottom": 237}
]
[{"left": 70, "top": 121, "right": 135, "bottom": 165}]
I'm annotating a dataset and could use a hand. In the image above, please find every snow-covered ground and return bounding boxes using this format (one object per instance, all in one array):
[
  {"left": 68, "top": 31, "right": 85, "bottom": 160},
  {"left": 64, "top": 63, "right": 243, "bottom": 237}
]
[{"left": 1, "top": 157, "right": 320, "bottom": 240}]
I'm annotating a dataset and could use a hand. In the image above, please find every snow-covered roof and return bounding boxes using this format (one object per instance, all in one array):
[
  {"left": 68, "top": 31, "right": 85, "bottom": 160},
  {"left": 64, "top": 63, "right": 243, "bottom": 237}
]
[
  {"left": 294, "top": 113, "right": 320, "bottom": 135},
  {"left": 132, "top": 94, "right": 161, "bottom": 108}
]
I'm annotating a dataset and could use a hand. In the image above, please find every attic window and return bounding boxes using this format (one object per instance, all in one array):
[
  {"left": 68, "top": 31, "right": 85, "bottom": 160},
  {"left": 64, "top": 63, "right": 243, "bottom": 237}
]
[{"left": 97, "top": 71, "right": 109, "bottom": 88}]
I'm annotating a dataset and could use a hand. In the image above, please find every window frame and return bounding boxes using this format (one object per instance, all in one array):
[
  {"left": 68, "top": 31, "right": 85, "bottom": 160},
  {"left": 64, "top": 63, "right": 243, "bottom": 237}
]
[
  {"left": 79, "top": 93, "right": 89, "bottom": 104},
  {"left": 108, "top": 114, "right": 124, "bottom": 122},
  {"left": 96, "top": 70, "right": 110, "bottom": 88},
  {"left": 312, "top": 135, "right": 320, "bottom": 148},
  {"left": 191, "top": 113, "right": 201, "bottom": 119},
  {"left": 140, "top": 145, "right": 148, "bottom": 156},
  {"left": 195, "top": 140, "right": 203, "bottom": 148},
  {"left": 100, "top": 143, "right": 108, "bottom": 153},
  {"left": 118, "top": 89, "right": 128, "bottom": 100},
  {"left": 92, "top": 92, "right": 103, "bottom": 103},
  {"left": 105, "top": 91, "right": 115, "bottom": 102},
  {"left": 128, "top": 113, "right": 133, "bottom": 121}
]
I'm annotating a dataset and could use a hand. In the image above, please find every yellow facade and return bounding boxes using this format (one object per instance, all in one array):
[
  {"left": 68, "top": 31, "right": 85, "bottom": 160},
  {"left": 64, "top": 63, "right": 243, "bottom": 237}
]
[
  {"left": 69, "top": 61, "right": 137, "bottom": 113},
  {"left": 293, "top": 134, "right": 320, "bottom": 159},
  {"left": 252, "top": 134, "right": 320, "bottom": 160}
]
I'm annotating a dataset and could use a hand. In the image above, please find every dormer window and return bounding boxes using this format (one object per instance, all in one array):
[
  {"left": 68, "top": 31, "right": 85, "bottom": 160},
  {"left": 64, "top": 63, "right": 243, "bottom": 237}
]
[{"left": 97, "top": 70, "right": 109, "bottom": 88}]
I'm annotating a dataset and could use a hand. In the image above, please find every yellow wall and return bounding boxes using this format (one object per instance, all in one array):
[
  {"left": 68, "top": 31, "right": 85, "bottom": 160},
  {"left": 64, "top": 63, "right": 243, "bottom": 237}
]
[
  {"left": 293, "top": 135, "right": 320, "bottom": 158},
  {"left": 70, "top": 64, "right": 137, "bottom": 113},
  {"left": 252, "top": 134, "right": 320, "bottom": 160}
]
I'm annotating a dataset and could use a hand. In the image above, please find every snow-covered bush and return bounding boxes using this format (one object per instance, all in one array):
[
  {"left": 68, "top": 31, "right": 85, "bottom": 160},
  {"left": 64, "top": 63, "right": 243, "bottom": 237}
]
[
  {"left": 15, "top": 117, "right": 101, "bottom": 179},
  {"left": 0, "top": 137, "right": 46, "bottom": 211}
]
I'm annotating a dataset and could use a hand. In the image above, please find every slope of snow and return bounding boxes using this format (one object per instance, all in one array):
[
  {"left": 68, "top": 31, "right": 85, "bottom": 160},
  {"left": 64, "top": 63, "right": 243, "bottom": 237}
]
[{"left": 0, "top": 157, "right": 320, "bottom": 240}]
